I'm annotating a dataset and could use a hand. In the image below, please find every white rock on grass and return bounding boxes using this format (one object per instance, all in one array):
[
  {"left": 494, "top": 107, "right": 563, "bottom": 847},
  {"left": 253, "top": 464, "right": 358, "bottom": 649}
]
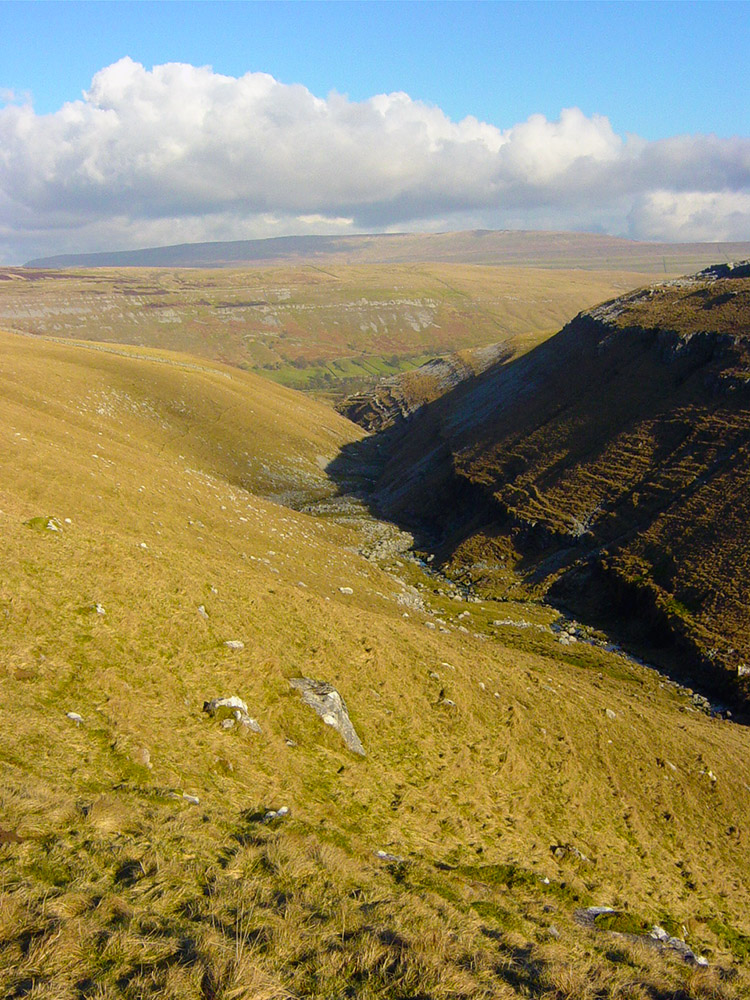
[
  {"left": 66, "top": 711, "right": 83, "bottom": 725},
  {"left": 263, "top": 806, "right": 290, "bottom": 823},
  {"left": 375, "top": 849, "right": 405, "bottom": 863},
  {"left": 289, "top": 677, "right": 365, "bottom": 756},
  {"left": 224, "top": 640, "right": 245, "bottom": 651},
  {"left": 203, "top": 696, "right": 261, "bottom": 734},
  {"left": 204, "top": 697, "right": 248, "bottom": 715},
  {"left": 197, "top": 605, "right": 209, "bottom": 619},
  {"left": 338, "top": 586, "right": 354, "bottom": 595}
]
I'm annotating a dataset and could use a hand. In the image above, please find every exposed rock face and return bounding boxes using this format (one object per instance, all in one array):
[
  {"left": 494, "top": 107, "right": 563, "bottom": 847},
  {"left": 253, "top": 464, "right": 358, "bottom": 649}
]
[
  {"left": 370, "top": 263, "right": 750, "bottom": 707},
  {"left": 339, "top": 343, "right": 512, "bottom": 433},
  {"left": 289, "top": 677, "right": 366, "bottom": 756}
]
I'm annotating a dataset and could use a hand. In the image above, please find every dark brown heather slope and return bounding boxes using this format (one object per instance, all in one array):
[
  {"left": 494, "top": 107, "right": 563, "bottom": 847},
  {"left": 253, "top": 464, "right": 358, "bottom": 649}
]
[{"left": 366, "top": 263, "right": 750, "bottom": 706}]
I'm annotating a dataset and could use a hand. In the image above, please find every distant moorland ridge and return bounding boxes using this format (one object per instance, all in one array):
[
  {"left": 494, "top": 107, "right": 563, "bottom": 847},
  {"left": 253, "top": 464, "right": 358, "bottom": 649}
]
[{"left": 24, "top": 228, "right": 750, "bottom": 273}]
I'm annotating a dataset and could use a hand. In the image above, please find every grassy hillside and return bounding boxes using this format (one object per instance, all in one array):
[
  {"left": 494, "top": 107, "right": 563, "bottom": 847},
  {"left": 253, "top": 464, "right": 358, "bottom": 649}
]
[
  {"left": 2, "top": 329, "right": 750, "bottom": 997},
  {"left": 368, "top": 263, "right": 750, "bottom": 708},
  {"left": 24, "top": 228, "right": 750, "bottom": 273},
  {"left": 0, "top": 263, "right": 652, "bottom": 398}
]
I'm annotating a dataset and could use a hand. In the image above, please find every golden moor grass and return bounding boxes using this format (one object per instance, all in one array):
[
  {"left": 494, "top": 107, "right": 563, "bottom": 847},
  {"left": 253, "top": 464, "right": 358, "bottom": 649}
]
[{"left": 1, "top": 330, "right": 750, "bottom": 996}]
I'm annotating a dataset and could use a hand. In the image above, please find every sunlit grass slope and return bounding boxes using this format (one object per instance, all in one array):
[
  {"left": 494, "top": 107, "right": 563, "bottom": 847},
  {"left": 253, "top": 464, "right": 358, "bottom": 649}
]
[{"left": 2, "top": 330, "right": 750, "bottom": 998}]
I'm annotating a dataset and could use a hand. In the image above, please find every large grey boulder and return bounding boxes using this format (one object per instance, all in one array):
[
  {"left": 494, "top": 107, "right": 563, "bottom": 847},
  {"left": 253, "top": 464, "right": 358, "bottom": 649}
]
[{"left": 289, "top": 678, "right": 365, "bottom": 756}]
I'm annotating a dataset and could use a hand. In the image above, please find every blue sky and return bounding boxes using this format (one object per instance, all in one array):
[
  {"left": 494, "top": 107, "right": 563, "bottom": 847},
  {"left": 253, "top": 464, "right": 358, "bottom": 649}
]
[
  {"left": 4, "top": 1, "right": 749, "bottom": 138},
  {"left": 1, "top": 1, "right": 749, "bottom": 261}
]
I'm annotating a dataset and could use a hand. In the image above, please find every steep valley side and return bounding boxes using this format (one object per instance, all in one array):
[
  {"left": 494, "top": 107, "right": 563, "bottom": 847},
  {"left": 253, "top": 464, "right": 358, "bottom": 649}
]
[{"left": 359, "top": 265, "right": 750, "bottom": 709}]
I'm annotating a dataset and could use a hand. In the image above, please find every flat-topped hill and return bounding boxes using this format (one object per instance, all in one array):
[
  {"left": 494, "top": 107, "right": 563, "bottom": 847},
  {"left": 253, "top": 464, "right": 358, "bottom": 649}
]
[
  {"left": 368, "top": 263, "right": 750, "bottom": 707},
  {"left": 24, "top": 228, "right": 750, "bottom": 273}
]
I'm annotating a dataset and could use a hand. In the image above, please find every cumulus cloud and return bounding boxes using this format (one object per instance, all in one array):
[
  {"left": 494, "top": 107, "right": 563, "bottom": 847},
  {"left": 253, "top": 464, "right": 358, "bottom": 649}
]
[
  {"left": 0, "top": 58, "right": 749, "bottom": 261},
  {"left": 628, "top": 190, "right": 750, "bottom": 242}
]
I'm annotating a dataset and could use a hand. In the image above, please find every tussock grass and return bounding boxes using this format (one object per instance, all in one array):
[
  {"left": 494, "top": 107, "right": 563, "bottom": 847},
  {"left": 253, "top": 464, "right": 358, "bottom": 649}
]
[{"left": 1, "top": 329, "right": 750, "bottom": 996}]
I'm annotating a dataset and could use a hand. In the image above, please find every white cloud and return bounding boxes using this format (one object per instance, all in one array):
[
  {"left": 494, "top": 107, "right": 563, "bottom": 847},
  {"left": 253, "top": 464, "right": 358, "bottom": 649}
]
[
  {"left": 628, "top": 190, "right": 750, "bottom": 242},
  {"left": 0, "top": 58, "right": 749, "bottom": 262},
  {"left": 296, "top": 214, "right": 354, "bottom": 227}
]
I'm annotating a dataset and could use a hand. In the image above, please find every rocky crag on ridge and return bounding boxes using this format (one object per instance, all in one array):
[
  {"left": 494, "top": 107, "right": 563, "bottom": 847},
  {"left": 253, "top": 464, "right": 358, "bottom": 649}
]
[{"left": 338, "top": 342, "right": 512, "bottom": 432}]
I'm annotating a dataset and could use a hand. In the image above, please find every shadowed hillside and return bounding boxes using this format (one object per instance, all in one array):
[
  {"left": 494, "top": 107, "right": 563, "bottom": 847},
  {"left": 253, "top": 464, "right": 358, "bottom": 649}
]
[
  {"left": 361, "top": 262, "right": 750, "bottom": 708},
  {"left": 3, "top": 328, "right": 750, "bottom": 996}
]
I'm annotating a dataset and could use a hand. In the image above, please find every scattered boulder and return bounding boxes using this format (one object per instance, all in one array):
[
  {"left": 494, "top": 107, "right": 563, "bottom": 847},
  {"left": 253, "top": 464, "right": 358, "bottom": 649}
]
[
  {"left": 263, "top": 806, "right": 290, "bottom": 823},
  {"left": 374, "top": 849, "right": 405, "bottom": 863},
  {"left": 25, "top": 516, "right": 62, "bottom": 533},
  {"left": 66, "top": 711, "right": 83, "bottom": 725},
  {"left": 224, "top": 640, "right": 245, "bottom": 651},
  {"left": 575, "top": 907, "right": 708, "bottom": 965},
  {"left": 289, "top": 677, "right": 365, "bottom": 756},
  {"left": 605, "top": 708, "right": 617, "bottom": 720},
  {"left": 574, "top": 906, "right": 616, "bottom": 928},
  {"left": 551, "top": 843, "right": 592, "bottom": 864},
  {"left": 197, "top": 605, "right": 209, "bottom": 619},
  {"left": 203, "top": 696, "right": 261, "bottom": 733},
  {"left": 132, "top": 747, "right": 151, "bottom": 768},
  {"left": 649, "top": 928, "right": 708, "bottom": 966},
  {"left": 338, "top": 586, "right": 354, "bottom": 595}
]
